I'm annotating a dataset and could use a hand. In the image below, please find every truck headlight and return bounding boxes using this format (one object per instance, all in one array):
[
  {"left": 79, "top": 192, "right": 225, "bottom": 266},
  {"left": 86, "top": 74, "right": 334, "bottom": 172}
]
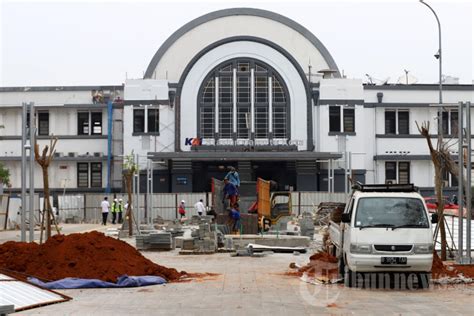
[
  {"left": 350, "top": 243, "right": 372, "bottom": 254},
  {"left": 413, "top": 244, "right": 434, "bottom": 254}
]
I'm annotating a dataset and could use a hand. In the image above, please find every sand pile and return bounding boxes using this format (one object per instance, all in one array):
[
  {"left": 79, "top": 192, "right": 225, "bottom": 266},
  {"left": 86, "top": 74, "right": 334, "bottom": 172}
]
[
  {"left": 0, "top": 231, "right": 185, "bottom": 282},
  {"left": 288, "top": 251, "right": 339, "bottom": 280}
]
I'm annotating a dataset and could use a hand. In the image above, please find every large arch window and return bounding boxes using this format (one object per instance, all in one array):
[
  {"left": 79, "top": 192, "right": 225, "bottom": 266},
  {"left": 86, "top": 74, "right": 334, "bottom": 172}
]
[{"left": 198, "top": 58, "right": 289, "bottom": 141}]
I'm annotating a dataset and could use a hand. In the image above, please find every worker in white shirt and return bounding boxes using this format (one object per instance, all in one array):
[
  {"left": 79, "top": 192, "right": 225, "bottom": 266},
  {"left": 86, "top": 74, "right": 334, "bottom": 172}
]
[
  {"left": 194, "top": 199, "right": 206, "bottom": 217},
  {"left": 101, "top": 197, "right": 110, "bottom": 225}
]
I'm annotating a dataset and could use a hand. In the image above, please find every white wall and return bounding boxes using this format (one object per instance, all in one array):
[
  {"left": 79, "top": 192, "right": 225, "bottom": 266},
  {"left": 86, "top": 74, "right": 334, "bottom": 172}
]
[
  {"left": 2, "top": 160, "right": 107, "bottom": 189},
  {"left": 364, "top": 88, "right": 474, "bottom": 104},
  {"left": 122, "top": 104, "right": 175, "bottom": 168},
  {"left": 152, "top": 15, "right": 331, "bottom": 83}
]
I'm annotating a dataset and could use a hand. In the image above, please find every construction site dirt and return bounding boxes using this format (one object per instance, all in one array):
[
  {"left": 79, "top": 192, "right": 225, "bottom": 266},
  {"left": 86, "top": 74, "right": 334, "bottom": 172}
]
[{"left": 0, "top": 231, "right": 185, "bottom": 282}]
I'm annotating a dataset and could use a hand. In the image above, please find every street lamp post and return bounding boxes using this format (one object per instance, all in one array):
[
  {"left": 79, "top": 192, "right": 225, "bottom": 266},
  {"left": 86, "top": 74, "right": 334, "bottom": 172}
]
[{"left": 420, "top": 0, "right": 443, "bottom": 136}]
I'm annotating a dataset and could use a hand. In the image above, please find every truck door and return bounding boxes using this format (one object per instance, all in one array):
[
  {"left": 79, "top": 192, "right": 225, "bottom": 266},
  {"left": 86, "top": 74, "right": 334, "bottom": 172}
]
[
  {"left": 211, "top": 178, "right": 225, "bottom": 214},
  {"left": 257, "top": 178, "right": 271, "bottom": 218}
]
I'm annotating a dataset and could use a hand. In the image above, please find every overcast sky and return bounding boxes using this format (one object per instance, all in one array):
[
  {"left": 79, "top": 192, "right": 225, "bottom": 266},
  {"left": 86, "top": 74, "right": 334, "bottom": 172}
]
[{"left": 0, "top": 0, "right": 472, "bottom": 86}]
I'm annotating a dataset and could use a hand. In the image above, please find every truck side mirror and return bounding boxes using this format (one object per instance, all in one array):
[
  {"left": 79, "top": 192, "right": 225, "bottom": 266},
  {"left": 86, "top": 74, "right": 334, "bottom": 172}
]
[
  {"left": 431, "top": 213, "right": 439, "bottom": 224},
  {"left": 341, "top": 213, "right": 351, "bottom": 223}
]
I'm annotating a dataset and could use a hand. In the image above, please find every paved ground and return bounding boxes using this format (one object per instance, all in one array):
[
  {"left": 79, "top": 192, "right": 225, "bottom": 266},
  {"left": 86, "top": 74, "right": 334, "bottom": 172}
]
[{"left": 17, "top": 238, "right": 474, "bottom": 316}]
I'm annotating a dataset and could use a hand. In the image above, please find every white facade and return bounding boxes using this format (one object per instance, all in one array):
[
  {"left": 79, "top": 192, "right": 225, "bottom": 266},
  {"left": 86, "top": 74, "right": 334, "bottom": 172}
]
[{"left": 1, "top": 8, "right": 473, "bottom": 193}]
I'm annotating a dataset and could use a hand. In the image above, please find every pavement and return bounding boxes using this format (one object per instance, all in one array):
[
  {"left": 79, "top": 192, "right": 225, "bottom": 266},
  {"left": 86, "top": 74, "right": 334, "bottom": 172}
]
[{"left": 13, "top": 236, "right": 474, "bottom": 316}]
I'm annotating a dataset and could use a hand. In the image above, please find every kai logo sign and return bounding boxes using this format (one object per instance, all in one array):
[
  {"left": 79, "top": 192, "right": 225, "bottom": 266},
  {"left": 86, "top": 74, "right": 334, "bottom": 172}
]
[{"left": 184, "top": 137, "right": 202, "bottom": 146}]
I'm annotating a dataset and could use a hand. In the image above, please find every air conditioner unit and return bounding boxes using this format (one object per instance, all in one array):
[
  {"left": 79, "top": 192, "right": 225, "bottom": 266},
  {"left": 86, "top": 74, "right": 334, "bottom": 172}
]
[
  {"left": 385, "top": 180, "right": 397, "bottom": 185},
  {"left": 93, "top": 152, "right": 103, "bottom": 157},
  {"left": 54, "top": 152, "right": 64, "bottom": 158},
  {"left": 68, "top": 152, "right": 78, "bottom": 158}
]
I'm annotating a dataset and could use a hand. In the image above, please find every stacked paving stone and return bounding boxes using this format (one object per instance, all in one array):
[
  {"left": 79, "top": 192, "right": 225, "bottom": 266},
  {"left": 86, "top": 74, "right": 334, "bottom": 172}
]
[
  {"left": 180, "top": 223, "right": 217, "bottom": 253},
  {"left": 136, "top": 232, "right": 173, "bottom": 250}
]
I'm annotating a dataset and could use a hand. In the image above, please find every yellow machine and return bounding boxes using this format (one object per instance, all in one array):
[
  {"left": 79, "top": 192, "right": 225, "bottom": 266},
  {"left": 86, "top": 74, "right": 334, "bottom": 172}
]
[{"left": 254, "top": 178, "right": 292, "bottom": 231}]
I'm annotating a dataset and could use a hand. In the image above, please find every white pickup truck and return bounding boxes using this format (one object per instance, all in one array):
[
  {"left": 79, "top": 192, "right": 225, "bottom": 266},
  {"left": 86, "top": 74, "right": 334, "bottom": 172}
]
[{"left": 329, "top": 184, "right": 438, "bottom": 288}]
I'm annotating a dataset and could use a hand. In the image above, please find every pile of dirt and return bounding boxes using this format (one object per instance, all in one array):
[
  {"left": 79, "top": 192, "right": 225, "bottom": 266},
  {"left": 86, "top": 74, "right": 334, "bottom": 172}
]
[
  {"left": 431, "top": 251, "right": 459, "bottom": 279},
  {"left": 0, "top": 231, "right": 185, "bottom": 282},
  {"left": 288, "top": 251, "right": 339, "bottom": 279}
]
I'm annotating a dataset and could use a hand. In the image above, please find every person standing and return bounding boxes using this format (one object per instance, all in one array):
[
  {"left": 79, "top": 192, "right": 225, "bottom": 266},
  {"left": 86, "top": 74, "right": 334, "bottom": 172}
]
[
  {"left": 194, "top": 199, "right": 206, "bottom": 216},
  {"left": 231, "top": 203, "right": 241, "bottom": 234},
  {"left": 178, "top": 200, "right": 186, "bottom": 219},
  {"left": 225, "top": 167, "right": 240, "bottom": 188},
  {"left": 101, "top": 197, "right": 110, "bottom": 225},
  {"left": 223, "top": 178, "right": 238, "bottom": 208},
  {"left": 118, "top": 198, "right": 124, "bottom": 224},
  {"left": 111, "top": 198, "right": 119, "bottom": 224}
]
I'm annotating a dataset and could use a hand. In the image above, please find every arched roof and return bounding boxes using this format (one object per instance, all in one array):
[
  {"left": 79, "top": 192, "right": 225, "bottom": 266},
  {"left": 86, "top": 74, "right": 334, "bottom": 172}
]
[{"left": 144, "top": 7, "right": 340, "bottom": 79}]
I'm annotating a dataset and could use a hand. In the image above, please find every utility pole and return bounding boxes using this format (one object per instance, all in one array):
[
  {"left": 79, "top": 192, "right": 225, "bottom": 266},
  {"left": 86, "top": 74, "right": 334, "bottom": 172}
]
[
  {"left": 21, "top": 103, "right": 27, "bottom": 242},
  {"left": 29, "top": 102, "right": 35, "bottom": 242}
]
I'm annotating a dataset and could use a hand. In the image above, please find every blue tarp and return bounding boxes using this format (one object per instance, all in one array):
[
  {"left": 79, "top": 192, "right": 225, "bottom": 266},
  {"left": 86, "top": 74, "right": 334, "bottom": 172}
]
[{"left": 28, "top": 275, "right": 166, "bottom": 289}]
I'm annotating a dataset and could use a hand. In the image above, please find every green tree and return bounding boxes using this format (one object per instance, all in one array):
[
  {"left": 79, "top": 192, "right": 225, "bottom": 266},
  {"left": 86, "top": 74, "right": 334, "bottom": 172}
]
[{"left": 0, "top": 162, "right": 10, "bottom": 187}]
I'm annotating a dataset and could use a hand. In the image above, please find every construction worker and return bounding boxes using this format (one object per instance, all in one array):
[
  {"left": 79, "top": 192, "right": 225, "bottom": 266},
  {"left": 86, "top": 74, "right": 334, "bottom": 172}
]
[
  {"left": 178, "top": 200, "right": 186, "bottom": 219},
  {"left": 231, "top": 203, "right": 241, "bottom": 234},
  {"left": 111, "top": 198, "right": 118, "bottom": 224},
  {"left": 223, "top": 178, "right": 238, "bottom": 208},
  {"left": 225, "top": 167, "right": 240, "bottom": 200},
  {"left": 101, "top": 197, "right": 109, "bottom": 225},
  {"left": 118, "top": 198, "right": 124, "bottom": 224}
]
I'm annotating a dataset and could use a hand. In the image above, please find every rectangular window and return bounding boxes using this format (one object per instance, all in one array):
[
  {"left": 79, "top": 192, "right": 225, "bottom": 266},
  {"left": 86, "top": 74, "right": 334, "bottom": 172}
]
[
  {"left": 77, "top": 163, "right": 89, "bottom": 188},
  {"left": 443, "top": 111, "right": 458, "bottom": 136},
  {"left": 148, "top": 109, "right": 159, "bottom": 133},
  {"left": 91, "top": 112, "right": 102, "bottom": 135},
  {"left": 398, "top": 162, "right": 410, "bottom": 184},
  {"left": 273, "top": 107, "right": 287, "bottom": 138},
  {"left": 237, "top": 76, "right": 250, "bottom": 103},
  {"left": 90, "top": 163, "right": 102, "bottom": 188},
  {"left": 219, "top": 76, "right": 232, "bottom": 103},
  {"left": 219, "top": 107, "right": 232, "bottom": 138},
  {"left": 385, "top": 111, "right": 396, "bottom": 134},
  {"left": 398, "top": 111, "right": 409, "bottom": 135},
  {"left": 255, "top": 107, "right": 268, "bottom": 138},
  {"left": 385, "top": 162, "right": 397, "bottom": 182},
  {"left": 343, "top": 108, "right": 355, "bottom": 132},
  {"left": 255, "top": 76, "right": 268, "bottom": 103},
  {"left": 200, "top": 107, "right": 215, "bottom": 138},
  {"left": 77, "top": 112, "right": 89, "bottom": 135},
  {"left": 133, "top": 109, "right": 145, "bottom": 133},
  {"left": 237, "top": 106, "right": 250, "bottom": 138},
  {"left": 385, "top": 161, "right": 410, "bottom": 184},
  {"left": 329, "top": 106, "right": 341, "bottom": 132},
  {"left": 38, "top": 112, "right": 49, "bottom": 136}
]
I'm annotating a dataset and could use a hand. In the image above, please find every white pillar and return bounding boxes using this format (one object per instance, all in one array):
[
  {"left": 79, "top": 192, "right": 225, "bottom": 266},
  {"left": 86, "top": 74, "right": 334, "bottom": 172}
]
[
  {"left": 144, "top": 104, "right": 148, "bottom": 133},
  {"left": 268, "top": 76, "right": 273, "bottom": 134},
  {"left": 232, "top": 69, "right": 237, "bottom": 134},
  {"left": 215, "top": 76, "right": 219, "bottom": 135},
  {"left": 250, "top": 69, "right": 255, "bottom": 134}
]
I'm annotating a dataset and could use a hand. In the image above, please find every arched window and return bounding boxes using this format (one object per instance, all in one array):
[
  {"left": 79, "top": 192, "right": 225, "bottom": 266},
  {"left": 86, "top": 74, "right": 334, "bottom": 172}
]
[{"left": 197, "top": 59, "right": 289, "bottom": 141}]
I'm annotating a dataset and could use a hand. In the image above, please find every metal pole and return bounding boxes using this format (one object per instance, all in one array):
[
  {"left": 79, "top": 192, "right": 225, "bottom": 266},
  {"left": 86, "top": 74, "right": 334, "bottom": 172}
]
[
  {"left": 466, "top": 101, "right": 471, "bottom": 262},
  {"left": 146, "top": 159, "right": 150, "bottom": 225},
  {"left": 420, "top": 0, "right": 443, "bottom": 135},
  {"left": 458, "top": 102, "right": 464, "bottom": 261},
  {"left": 344, "top": 152, "right": 348, "bottom": 194},
  {"left": 29, "top": 102, "right": 35, "bottom": 242},
  {"left": 20, "top": 102, "right": 27, "bottom": 242},
  {"left": 150, "top": 161, "right": 154, "bottom": 224},
  {"left": 136, "top": 154, "right": 140, "bottom": 225}
]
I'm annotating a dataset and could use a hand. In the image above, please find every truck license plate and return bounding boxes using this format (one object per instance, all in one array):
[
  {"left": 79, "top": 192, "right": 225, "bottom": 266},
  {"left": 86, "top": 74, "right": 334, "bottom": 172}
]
[{"left": 381, "top": 257, "right": 407, "bottom": 264}]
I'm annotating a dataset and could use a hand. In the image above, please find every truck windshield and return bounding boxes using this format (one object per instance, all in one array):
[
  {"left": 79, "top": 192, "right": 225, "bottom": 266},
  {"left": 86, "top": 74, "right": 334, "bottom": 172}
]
[{"left": 355, "top": 197, "right": 429, "bottom": 228}]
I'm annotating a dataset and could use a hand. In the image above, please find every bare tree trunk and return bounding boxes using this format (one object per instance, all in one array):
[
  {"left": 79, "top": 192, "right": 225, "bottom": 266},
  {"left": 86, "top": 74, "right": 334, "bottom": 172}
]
[
  {"left": 124, "top": 173, "right": 133, "bottom": 237},
  {"left": 434, "top": 166, "right": 447, "bottom": 260},
  {"left": 42, "top": 167, "right": 52, "bottom": 240}
]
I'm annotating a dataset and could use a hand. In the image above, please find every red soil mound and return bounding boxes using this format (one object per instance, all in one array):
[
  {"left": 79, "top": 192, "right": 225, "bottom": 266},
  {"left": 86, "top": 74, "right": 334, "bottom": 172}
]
[
  {"left": 296, "top": 252, "right": 339, "bottom": 279},
  {"left": 0, "top": 231, "right": 185, "bottom": 282},
  {"left": 431, "top": 251, "right": 459, "bottom": 279}
]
